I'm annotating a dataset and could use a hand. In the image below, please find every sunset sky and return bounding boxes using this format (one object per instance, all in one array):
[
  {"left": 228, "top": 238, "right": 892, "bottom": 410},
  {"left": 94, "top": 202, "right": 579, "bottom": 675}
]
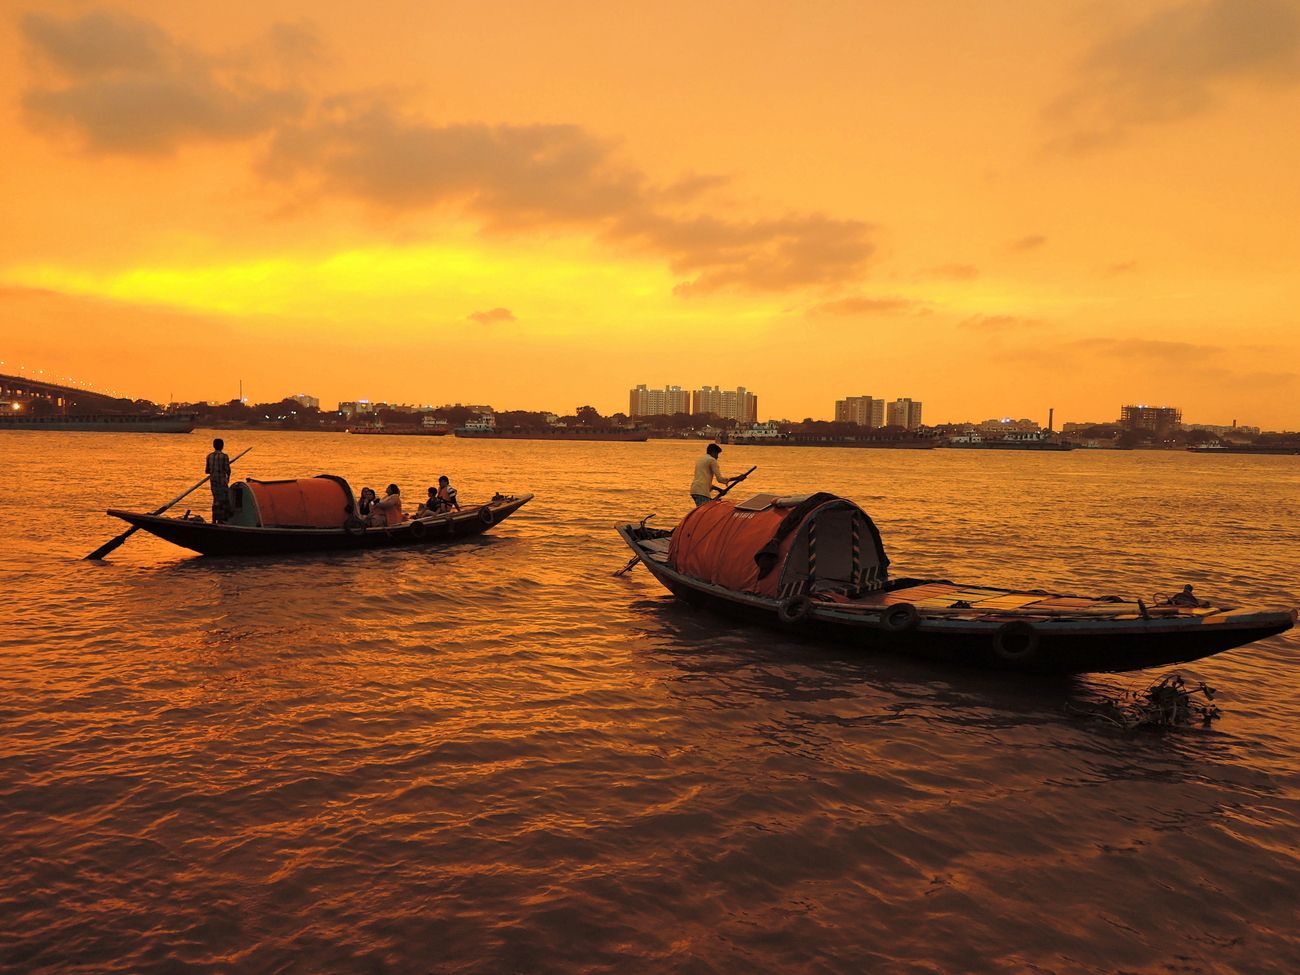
[{"left": 2, "top": 1, "right": 1298, "bottom": 426}]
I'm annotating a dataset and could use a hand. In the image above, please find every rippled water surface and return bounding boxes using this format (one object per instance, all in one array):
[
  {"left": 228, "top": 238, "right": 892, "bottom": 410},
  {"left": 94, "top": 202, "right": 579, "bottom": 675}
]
[{"left": 3, "top": 430, "right": 1299, "bottom": 974}]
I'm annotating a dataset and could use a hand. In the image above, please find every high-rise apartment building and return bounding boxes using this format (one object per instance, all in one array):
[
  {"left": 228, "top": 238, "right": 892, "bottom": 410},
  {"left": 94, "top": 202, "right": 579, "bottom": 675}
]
[
  {"left": 629, "top": 384, "right": 691, "bottom": 417},
  {"left": 886, "top": 398, "right": 923, "bottom": 430},
  {"left": 835, "top": 395, "right": 884, "bottom": 428},
  {"left": 1121, "top": 404, "right": 1182, "bottom": 433},
  {"left": 692, "top": 385, "right": 758, "bottom": 424}
]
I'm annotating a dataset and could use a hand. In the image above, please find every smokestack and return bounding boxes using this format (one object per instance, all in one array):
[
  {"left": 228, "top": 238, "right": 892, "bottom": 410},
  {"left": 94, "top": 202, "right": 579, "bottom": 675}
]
[{"left": 1048, "top": 407, "right": 1054, "bottom": 433}]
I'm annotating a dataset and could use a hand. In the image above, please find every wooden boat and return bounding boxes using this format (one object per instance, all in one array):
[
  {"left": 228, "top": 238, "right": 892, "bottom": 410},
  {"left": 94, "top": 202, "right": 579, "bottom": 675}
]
[
  {"left": 455, "top": 427, "right": 649, "bottom": 442},
  {"left": 107, "top": 475, "right": 532, "bottom": 556},
  {"left": 616, "top": 492, "right": 1295, "bottom": 674},
  {"left": 0, "top": 412, "right": 196, "bottom": 433}
]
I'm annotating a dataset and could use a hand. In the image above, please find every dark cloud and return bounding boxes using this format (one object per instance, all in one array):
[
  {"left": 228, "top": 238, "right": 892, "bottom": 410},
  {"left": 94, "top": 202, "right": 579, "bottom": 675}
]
[
  {"left": 468, "top": 307, "right": 516, "bottom": 324},
  {"left": 960, "top": 314, "right": 1043, "bottom": 333},
  {"left": 1047, "top": 0, "right": 1300, "bottom": 151},
  {"left": 1105, "top": 261, "right": 1139, "bottom": 275},
  {"left": 263, "top": 107, "right": 642, "bottom": 223},
  {"left": 808, "top": 296, "right": 919, "bottom": 316},
  {"left": 1009, "top": 234, "right": 1047, "bottom": 252},
  {"left": 618, "top": 212, "right": 874, "bottom": 294},
  {"left": 20, "top": 11, "right": 877, "bottom": 293},
  {"left": 20, "top": 9, "right": 308, "bottom": 154},
  {"left": 926, "top": 263, "right": 980, "bottom": 280},
  {"left": 263, "top": 103, "right": 876, "bottom": 292}
]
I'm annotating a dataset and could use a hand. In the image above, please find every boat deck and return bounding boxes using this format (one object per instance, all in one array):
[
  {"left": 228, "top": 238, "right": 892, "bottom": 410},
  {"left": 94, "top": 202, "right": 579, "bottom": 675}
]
[
  {"left": 834, "top": 581, "right": 1224, "bottom": 623},
  {"left": 636, "top": 536, "right": 1232, "bottom": 624}
]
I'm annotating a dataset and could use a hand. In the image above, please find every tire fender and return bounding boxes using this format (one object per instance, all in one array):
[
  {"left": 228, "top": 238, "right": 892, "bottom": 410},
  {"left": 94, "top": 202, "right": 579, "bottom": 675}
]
[
  {"left": 880, "top": 602, "right": 920, "bottom": 633},
  {"left": 778, "top": 594, "right": 814, "bottom": 624},
  {"left": 479, "top": 506, "right": 494, "bottom": 525},
  {"left": 993, "top": 621, "right": 1040, "bottom": 663},
  {"left": 409, "top": 519, "right": 427, "bottom": 539}
]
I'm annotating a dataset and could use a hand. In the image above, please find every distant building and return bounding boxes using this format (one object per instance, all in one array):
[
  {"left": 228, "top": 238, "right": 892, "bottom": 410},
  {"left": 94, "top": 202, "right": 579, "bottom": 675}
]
[
  {"left": 1184, "top": 422, "right": 1260, "bottom": 436},
  {"left": 338, "top": 400, "right": 376, "bottom": 417},
  {"left": 1062, "top": 421, "right": 1108, "bottom": 433},
  {"left": 1121, "top": 404, "right": 1182, "bottom": 433},
  {"left": 886, "top": 398, "right": 923, "bottom": 430},
  {"left": 290, "top": 393, "right": 320, "bottom": 410},
  {"left": 835, "top": 395, "right": 884, "bottom": 428},
  {"left": 629, "top": 384, "right": 691, "bottom": 418},
  {"left": 692, "top": 385, "right": 758, "bottom": 424},
  {"left": 977, "top": 417, "right": 1041, "bottom": 435},
  {"left": 736, "top": 421, "right": 785, "bottom": 439}
]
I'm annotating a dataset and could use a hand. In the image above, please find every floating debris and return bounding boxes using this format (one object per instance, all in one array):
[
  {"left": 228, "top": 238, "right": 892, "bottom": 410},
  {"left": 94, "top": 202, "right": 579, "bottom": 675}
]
[{"left": 1070, "top": 671, "right": 1222, "bottom": 730}]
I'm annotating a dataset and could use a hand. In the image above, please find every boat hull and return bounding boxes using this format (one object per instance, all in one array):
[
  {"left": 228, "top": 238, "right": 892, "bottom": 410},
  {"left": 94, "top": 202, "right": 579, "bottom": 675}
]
[
  {"left": 455, "top": 429, "right": 648, "bottom": 442},
  {"left": 109, "top": 494, "right": 532, "bottom": 557},
  {"left": 0, "top": 413, "right": 196, "bottom": 433},
  {"left": 617, "top": 525, "right": 1294, "bottom": 674}
]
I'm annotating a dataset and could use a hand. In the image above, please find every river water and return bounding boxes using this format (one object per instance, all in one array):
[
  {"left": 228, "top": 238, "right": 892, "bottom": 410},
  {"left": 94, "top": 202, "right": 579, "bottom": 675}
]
[{"left": 2, "top": 430, "right": 1298, "bottom": 974}]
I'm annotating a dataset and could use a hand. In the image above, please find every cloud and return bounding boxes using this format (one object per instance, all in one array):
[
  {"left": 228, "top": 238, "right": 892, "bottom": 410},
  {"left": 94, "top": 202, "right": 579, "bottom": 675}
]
[
  {"left": 808, "top": 295, "right": 920, "bottom": 316},
  {"left": 620, "top": 212, "right": 874, "bottom": 294},
  {"left": 926, "top": 263, "right": 980, "bottom": 280},
  {"left": 263, "top": 101, "right": 876, "bottom": 293},
  {"left": 960, "top": 314, "right": 1043, "bottom": 333},
  {"left": 1087, "top": 337, "right": 1219, "bottom": 361},
  {"left": 20, "top": 11, "right": 877, "bottom": 294},
  {"left": 1047, "top": 0, "right": 1300, "bottom": 150},
  {"left": 468, "top": 307, "right": 515, "bottom": 324},
  {"left": 20, "top": 9, "right": 308, "bottom": 154},
  {"left": 263, "top": 106, "right": 643, "bottom": 222},
  {"left": 1009, "top": 234, "right": 1047, "bottom": 252},
  {"left": 1105, "top": 261, "right": 1139, "bottom": 275}
]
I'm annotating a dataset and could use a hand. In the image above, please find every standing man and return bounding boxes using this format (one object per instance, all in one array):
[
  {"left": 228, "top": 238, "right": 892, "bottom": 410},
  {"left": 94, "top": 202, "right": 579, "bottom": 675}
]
[
  {"left": 690, "top": 443, "right": 736, "bottom": 506},
  {"left": 206, "top": 438, "right": 232, "bottom": 523}
]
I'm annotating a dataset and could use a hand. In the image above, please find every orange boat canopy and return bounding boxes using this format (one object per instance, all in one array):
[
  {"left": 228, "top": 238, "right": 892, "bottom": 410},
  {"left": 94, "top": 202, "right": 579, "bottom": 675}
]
[
  {"left": 667, "top": 492, "right": 890, "bottom": 599},
  {"left": 227, "top": 475, "right": 356, "bottom": 529}
]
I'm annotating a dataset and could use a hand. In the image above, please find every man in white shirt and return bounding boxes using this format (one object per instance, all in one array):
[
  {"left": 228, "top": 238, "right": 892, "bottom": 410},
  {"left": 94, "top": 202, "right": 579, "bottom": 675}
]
[{"left": 690, "top": 443, "right": 737, "bottom": 506}]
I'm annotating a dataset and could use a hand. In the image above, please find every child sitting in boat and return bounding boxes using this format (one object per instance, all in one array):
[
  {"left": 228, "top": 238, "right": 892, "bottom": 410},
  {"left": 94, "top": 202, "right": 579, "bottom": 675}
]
[
  {"left": 435, "top": 475, "right": 460, "bottom": 512},
  {"left": 415, "top": 486, "right": 440, "bottom": 518}
]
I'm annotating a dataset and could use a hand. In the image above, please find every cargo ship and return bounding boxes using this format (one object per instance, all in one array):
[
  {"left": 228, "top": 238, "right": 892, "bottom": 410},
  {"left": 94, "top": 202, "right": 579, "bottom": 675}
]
[
  {"left": 455, "top": 427, "right": 648, "bottom": 442},
  {"left": 0, "top": 413, "right": 196, "bottom": 433},
  {"left": 346, "top": 420, "right": 449, "bottom": 436},
  {"left": 1188, "top": 444, "right": 1300, "bottom": 455}
]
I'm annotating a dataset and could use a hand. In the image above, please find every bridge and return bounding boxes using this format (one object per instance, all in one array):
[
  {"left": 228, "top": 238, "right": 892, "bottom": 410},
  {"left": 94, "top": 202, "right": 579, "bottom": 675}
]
[{"left": 0, "top": 372, "right": 138, "bottom": 413}]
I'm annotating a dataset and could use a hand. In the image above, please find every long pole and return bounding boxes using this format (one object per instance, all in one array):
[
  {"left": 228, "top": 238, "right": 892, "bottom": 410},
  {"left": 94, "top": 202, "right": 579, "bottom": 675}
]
[
  {"left": 712, "top": 465, "right": 757, "bottom": 500},
  {"left": 84, "top": 446, "right": 252, "bottom": 560}
]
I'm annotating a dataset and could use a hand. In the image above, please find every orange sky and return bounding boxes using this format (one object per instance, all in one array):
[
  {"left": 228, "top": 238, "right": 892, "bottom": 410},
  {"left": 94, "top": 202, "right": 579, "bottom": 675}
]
[{"left": 2, "top": 1, "right": 1299, "bottom": 427}]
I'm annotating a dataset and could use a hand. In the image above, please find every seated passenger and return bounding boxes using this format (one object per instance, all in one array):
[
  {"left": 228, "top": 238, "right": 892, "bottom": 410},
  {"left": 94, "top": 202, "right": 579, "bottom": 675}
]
[
  {"left": 415, "top": 486, "right": 439, "bottom": 518},
  {"left": 370, "top": 483, "right": 403, "bottom": 526},
  {"left": 435, "top": 475, "right": 460, "bottom": 512},
  {"left": 357, "top": 486, "right": 378, "bottom": 519}
]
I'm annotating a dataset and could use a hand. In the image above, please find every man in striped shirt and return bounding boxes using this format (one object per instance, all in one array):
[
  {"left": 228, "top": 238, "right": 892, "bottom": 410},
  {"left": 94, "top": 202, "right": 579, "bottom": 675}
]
[{"left": 206, "top": 438, "right": 232, "bottom": 522}]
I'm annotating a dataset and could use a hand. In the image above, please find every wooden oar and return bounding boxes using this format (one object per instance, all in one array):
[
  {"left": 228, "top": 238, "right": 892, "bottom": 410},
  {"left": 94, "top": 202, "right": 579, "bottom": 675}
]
[
  {"left": 85, "top": 446, "right": 252, "bottom": 560},
  {"left": 712, "top": 465, "right": 757, "bottom": 500}
]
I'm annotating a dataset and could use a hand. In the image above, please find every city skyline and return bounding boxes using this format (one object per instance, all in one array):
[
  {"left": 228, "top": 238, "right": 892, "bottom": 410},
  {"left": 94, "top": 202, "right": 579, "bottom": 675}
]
[
  {"left": 7, "top": 365, "right": 1257, "bottom": 433},
  {"left": 3, "top": 4, "right": 1299, "bottom": 427}
]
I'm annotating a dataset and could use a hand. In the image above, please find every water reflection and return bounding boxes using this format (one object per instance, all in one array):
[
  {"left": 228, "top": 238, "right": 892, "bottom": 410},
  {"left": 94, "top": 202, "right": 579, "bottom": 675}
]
[{"left": 3, "top": 431, "right": 1299, "bottom": 974}]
